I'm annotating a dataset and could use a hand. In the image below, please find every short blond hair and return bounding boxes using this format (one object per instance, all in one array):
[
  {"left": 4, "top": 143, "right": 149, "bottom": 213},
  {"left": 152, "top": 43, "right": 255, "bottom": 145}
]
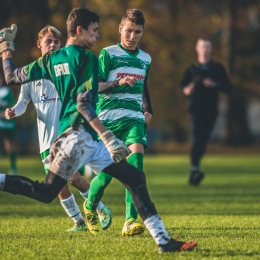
[{"left": 38, "top": 25, "right": 62, "bottom": 40}]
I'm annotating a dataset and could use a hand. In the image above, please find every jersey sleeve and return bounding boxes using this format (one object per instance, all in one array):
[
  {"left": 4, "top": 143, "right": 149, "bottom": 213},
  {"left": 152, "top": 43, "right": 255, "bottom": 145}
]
[
  {"left": 77, "top": 52, "right": 99, "bottom": 94},
  {"left": 18, "top": 83, "right": 32, "bottom": 103},
  {"left": 99, "top": 49, "right": 111, "bottom": 81},
  {"left": 25, "top": 55, "right": 51, "bottom": 82}
]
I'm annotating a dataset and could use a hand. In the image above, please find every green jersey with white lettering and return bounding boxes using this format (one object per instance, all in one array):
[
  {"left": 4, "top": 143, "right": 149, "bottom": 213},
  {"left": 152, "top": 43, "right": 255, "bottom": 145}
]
[
  {"left": 25, "top": 45, "right": 98, "bottom": 138},
  {"left": 97, "top": 43, "right": 151, "bottom": 127}
]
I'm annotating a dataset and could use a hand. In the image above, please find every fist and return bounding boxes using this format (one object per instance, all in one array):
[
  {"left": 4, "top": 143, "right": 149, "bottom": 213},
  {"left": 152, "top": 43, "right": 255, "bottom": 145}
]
[{"left": 5, "top": 108, "right": 16, "bottom": 119}]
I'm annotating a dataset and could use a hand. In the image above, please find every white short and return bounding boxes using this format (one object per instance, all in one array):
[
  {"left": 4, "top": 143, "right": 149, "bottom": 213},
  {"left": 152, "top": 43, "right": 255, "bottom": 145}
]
[{"left": 46, "top": 125, "right": 113, "bottom": 181}]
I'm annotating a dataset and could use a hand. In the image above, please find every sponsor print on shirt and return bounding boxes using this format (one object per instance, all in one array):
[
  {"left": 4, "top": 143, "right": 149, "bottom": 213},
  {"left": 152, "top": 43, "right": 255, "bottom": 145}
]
[{"left": 39, "top": 94, "right": 60, "bottom": 103}]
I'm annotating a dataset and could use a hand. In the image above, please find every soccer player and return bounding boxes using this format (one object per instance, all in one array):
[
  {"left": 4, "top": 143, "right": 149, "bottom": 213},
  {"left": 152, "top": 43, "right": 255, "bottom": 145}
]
[
  {"left": 0, "top": 75, "right": 17, "bottom": 175},
  {"left": 85, "top": 9, "right": 153, "bottom": 237},
  {"left": 4, "top": 25, "right": 111, "bottom": 232},
  {"left": 0, "top": 8, "right": 197, "bottom": 253},
  {"left": 180, "top": 38, "right": 232, "bottom": 186}
]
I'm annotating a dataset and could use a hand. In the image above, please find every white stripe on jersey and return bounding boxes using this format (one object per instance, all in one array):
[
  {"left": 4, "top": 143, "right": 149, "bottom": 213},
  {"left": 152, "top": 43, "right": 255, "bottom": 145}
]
[
  {"left": 99, "top": 108, "right": 144, "bottom": 122},
  {"left": 103, "top": 93, "right": 142, "bottom": 106}
]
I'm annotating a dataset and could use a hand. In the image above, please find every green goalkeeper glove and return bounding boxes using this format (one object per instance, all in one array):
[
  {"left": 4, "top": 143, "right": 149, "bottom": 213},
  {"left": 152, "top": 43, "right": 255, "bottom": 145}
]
[
  {"left": 100, "top": 130, "right": 131, "bottom": 163},
  {"left": 0, "top": 24, "right": 17, "bottom": 56}
]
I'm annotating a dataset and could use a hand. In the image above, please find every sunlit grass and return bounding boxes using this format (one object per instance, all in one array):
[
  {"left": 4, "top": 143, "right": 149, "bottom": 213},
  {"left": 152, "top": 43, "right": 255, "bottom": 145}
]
[{"left": 0, "top": 154, "right": 259, "bottom": 259}]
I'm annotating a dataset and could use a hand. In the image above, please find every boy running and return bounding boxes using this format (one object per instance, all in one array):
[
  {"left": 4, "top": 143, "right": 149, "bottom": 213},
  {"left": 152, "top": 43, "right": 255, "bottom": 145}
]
[
  {"left": 0, "top": 7, "right": 197, "bottom": 253},
  {"left": 86, "top": 9, "right": 153, "bottom": 236},
  {"left": 5, "top": 25, "right": 111, "bottom": 232}
]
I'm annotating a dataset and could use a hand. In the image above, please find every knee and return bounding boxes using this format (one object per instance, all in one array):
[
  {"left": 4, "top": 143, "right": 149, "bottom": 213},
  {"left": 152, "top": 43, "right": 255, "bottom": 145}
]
[
  {"left": 40, "top": 188, "right": 58, "bottom": 204},
  {"left": 69, "top": 174, "right": 81, "bottom": 187}
]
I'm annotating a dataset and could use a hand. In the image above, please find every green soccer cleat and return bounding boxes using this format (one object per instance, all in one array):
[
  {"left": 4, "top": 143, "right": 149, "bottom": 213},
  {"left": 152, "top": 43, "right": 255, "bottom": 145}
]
[
  {"left": 83, "top": 201, "right": 101, "bottom": 234},
  {"left": 122, "top": 218, "right": 145, "bottom": 236},
  {"left": 66, "top": 221, "right": 88, "bottom": 232},
  {"left": 97, "top": 206, "right": 112, "bottom": 230}
]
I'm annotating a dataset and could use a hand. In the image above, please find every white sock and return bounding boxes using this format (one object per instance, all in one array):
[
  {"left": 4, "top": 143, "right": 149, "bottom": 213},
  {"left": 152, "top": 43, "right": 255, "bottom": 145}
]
[
  {"left": 144, "top": 214, "right": 171, "bottom": 245},
  {"left": 79, "top": 190, "right": 89, "bottom": 200},
  {"left": 97, "top": 201, "right": 105, "bottom": 210},
  {"left": 60, "top": 194, "right": 83, "bottom": 223},
  {"left": 79, "top": 190, "right": 105, "bottom": 210},
  {"left": 0, "top": 174, "right": 6, "bottom": 191}
]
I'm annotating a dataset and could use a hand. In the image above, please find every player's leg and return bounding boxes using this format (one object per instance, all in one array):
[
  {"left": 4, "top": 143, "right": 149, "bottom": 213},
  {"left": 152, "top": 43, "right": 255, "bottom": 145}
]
[
  {"left": 0, "top": 126, "right": 94, "bottom": 203},
  {"left": 85, "top": 140, "right": 197, "bottom": 253},
  {"left": 103, "top": 161, "right": 197, "bottom": 253},
  {"left": 84, "top": 171, "right": 113, "bottom": 231},
  {"left": 189, "top": 112, "right": 205, "bottom": 186},
  {"left": 2, "top": 128, "right": 17, "bottom": 175},
  {"left": 122, "top": 122, "right": 147, "bottom": 236},
  {"left": 41, "top": 149, "right": 87, "bottom": 232},
  {"left": 122, "top": 149, "right": 145, "bottom": 236},
  {"left": 69, "top": 169, "right": 112, "bottom": 230},
  {"left": 0, "top": 170, "right": 67, "bottom": 203}
]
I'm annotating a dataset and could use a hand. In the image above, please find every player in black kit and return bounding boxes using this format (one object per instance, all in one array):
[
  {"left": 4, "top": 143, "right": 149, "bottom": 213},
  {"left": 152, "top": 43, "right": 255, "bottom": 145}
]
[{"left": 180, "top": 38, "right": 232, "bottom": 186}]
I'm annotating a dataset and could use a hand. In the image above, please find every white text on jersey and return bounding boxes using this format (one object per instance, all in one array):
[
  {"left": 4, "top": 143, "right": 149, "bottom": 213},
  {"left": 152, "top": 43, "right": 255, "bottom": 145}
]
[{"left": 54, "top": 63, "right": 70, "bottom": 76}]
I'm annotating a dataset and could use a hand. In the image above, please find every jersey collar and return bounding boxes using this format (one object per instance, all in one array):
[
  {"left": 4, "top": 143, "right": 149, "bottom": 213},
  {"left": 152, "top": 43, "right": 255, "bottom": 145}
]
[{"left": 117, "top": 43, "right": 139, "bottom": 56}]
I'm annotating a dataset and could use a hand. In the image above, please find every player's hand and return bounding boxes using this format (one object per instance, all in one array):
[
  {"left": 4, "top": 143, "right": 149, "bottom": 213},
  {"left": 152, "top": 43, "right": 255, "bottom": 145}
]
[
  {"left": 183, "top": 82, "right": 195, "bottom": 95},
  {"left": 5, "top": 108, "right": 16, "bottom": 119},
  {"left": 100, "top": 130, "right": 131, "bottom": 163},
  {"left": 119, "top": 76, "right": 137, "bottom": 87},
  {"left": 144, "top": 112, "right": 152, "bottom": 125},
  {"left": 0, "top": 24, "right": 17, "bottom": 56},
  {"left": 202, "top": 78, "right": 217, "bottom": 88}
]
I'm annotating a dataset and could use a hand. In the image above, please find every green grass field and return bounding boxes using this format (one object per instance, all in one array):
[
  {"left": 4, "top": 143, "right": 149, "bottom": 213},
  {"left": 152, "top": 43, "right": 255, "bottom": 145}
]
[{"left": 0, "top": 154, "right": 259, "bottom": 260}]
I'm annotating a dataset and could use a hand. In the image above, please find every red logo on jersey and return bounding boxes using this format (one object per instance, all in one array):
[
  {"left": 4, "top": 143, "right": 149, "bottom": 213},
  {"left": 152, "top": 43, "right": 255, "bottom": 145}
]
[{"left": 116, "top": 73, "right": 145, "bottom": 81}]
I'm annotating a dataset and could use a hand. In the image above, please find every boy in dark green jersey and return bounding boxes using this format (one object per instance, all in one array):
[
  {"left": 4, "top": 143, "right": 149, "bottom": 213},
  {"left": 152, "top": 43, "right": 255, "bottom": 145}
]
[
  {"left": 87, "top": 9, "right": 153, "bottom": 236},
  {"left": 0, "top": 7, "right": 197, "bottom": 253}
]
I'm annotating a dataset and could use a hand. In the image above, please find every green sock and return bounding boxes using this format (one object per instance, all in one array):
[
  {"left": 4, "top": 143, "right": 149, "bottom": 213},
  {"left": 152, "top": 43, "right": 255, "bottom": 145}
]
[
  {"left": 8, "top": 151, "right": 17, "bottom": 175},
  {"left": 86, "top": 171, "right": 112, "bottom": 210},
  {"left": 125, "top": 153, "right": 144, "bottom": 221}
]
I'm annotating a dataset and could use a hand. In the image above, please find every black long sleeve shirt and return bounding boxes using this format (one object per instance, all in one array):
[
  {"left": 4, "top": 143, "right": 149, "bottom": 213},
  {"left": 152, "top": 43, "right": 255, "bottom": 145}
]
[{"left": 180, "top": 60, "right": 232, "bottom": 114}]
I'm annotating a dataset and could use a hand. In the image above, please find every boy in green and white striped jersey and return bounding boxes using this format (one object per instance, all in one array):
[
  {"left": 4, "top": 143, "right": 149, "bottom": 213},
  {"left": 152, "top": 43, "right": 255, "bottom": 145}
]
[{"left": 86, "top": 9, "right": 153, "bottom": 236}]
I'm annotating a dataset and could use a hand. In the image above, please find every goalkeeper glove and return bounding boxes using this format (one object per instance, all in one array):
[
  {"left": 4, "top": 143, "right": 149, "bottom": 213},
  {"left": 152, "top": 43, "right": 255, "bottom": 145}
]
[
  {"left": 0, "top": 24, "right": 17, "bottom": 56},
  {"left": 100, "top": 130, "right": 131, "bottom": 163}
]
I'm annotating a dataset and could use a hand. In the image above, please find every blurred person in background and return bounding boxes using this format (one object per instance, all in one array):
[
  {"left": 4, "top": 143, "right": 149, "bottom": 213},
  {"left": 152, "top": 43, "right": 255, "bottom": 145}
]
[
  {"left": 0, "top": 74, "right": 17, "bottom": 175},
  {"left": 180, "top": 38, "right": 232, "bottom": 186}
]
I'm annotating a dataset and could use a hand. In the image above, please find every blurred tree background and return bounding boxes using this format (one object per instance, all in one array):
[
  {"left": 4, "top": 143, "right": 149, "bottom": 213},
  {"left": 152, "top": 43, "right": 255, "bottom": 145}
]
[{"left": 1, "top": 0, "right": 260, "bottom": 154}]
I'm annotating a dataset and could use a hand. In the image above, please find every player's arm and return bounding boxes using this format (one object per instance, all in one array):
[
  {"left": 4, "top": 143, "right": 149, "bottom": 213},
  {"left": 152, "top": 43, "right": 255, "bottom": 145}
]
[
  {"left": 5, "top": 99, "right": 28, "bottom": 119},
  {"left": 180, "top": 67, "right": 197, "bottom": 96},
  {"left": 216, "top": 64, "right": 232, "bottom": 94},
  {"left": 0, "top": 25, "right": 30, "bottom": 85},
  {"left": 2, "top": 51, "right": 30, "bottom": 85},
  {"left": 1, "top": 25, "right": 47, "bottom": 85},
  {"left": 142, "top": 79, "right": 153, "bottom": 125}
]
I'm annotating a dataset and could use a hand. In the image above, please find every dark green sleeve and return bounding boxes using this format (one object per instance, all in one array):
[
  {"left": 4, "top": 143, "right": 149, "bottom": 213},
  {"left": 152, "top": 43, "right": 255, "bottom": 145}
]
[
  {"left": 25, "top": 55, "right": 51, "bottom": 81},
  {"left": 99, "top": 49, "right": 111, "bottom": 81}
]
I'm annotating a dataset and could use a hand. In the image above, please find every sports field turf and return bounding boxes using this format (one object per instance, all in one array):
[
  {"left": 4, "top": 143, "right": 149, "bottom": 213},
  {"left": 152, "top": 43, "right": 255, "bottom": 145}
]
[{"left": 0, "top": 154, "right": 259, "bottom": 259}]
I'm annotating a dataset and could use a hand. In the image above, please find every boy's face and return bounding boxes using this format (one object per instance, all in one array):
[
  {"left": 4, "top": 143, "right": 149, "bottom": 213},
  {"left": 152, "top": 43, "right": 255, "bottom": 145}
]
[
  {"left": 196, "top": 39, "right": 212, "bottom": 59},
  {"left": 37, "top": 32, "right": 61, "bottom": 56},
  {"left": 119, "top": 20, "right": 144, "bottom": 50},
  {"left": 80, "top": 22, "right": 99, "bottom": 49}
]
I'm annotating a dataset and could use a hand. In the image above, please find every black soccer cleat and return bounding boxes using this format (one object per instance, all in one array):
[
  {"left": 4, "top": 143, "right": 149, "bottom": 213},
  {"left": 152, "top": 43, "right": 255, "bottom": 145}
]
[
  {"left": 189, "top": 170, "right": 204, "bottom": 186},
  {"left": 158, "top": 238, "right": 197, "bottom": 253}
]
